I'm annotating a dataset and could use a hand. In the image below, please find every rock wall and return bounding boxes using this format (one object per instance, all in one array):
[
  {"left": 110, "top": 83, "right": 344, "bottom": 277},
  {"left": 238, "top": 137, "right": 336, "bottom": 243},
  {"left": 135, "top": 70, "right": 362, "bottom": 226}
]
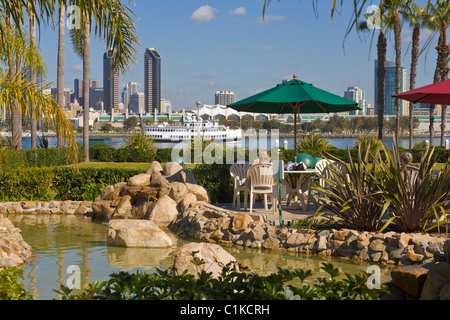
[{"left": 0, "top": 215, "right": 32, "bottom": 269}]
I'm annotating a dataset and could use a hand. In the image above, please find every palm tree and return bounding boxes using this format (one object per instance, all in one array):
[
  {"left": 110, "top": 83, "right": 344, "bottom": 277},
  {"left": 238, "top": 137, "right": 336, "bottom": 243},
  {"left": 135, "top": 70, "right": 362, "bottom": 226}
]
[
  {"left": 56, "top": 2, "right": 65, "bottom": 148},
  {"left": 423, "top": 0, "right": 450, "bottom": 146},
  {"left": 28, "top": 0, "right": 37, "bottom": 149},
  {"left": 400, "top": 1, "right": 429, "bottom": 149}
]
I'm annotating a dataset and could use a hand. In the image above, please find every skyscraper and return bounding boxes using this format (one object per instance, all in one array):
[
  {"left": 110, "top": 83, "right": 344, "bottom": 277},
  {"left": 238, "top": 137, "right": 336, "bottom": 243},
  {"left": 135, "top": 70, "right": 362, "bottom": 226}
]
[
  {"left": 374, "top": 60, "right": 408, "bottom": 117},
  {"left": 344, "top": 87, "right": 367, "bottom": 116},
  {"left": 145, "top": 48, "right": 161, "bottom": 114},
  {"left": 215, "top": 91, "right": 235, "bottom": 105},
  {"left": 103, "top": 48, "right": 119, "bottom": 113},
  {"left": 122, "top": 82, "right": 139, "bottom": 112}
]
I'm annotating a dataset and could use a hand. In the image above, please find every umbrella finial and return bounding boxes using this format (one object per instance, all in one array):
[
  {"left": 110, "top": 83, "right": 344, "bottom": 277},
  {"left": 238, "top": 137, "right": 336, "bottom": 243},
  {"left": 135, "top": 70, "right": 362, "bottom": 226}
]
[{"left": 293, "top": 74, "right": 298, "bottom": 79}]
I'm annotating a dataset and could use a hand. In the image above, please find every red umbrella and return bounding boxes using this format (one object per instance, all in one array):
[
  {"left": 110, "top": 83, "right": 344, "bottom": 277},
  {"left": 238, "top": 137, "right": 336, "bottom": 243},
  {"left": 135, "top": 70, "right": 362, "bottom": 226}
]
[{"left": 392, "top": 79, "right": 450, "bottom": 104}]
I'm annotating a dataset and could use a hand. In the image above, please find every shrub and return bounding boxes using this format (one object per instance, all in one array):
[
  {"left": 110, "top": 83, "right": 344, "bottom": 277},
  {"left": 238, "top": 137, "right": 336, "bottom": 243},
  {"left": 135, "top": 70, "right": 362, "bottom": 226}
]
[
  {"left": 56, "top": 262, "right": 387, "bottom": 300},
  {"left": 89, "top": 143, "right": 116, "bottom": 162},
  {"left": 0, "top": 267, "right": 32, "bottom": 300},
  {"left": 191, "top": 163, "right": 233, "bottom": 203},
  {"left": 296, "top": 132, "right": 331, "bottom": 157}
]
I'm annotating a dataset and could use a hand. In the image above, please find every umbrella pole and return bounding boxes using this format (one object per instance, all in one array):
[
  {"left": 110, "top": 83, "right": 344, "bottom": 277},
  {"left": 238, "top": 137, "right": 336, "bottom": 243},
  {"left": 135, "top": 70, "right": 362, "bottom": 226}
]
[{"left": 293, "top": 105, "right": 298, "bottom": 154}]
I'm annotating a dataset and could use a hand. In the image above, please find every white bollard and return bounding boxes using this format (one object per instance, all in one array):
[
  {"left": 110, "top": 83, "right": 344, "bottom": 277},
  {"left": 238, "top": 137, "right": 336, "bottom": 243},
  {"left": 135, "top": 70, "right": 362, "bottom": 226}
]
[
  {"left": 284, "top": 140, "right": 288, "bottom": 150},
  {"left": 426, "top": 139, "right": 429, "bottom": 146},
  {"left": 446, "top": 139, "right": 449, "bottom": 149},
  {"left": 275, "top": 139, "right": 279, "bottom": 147}
]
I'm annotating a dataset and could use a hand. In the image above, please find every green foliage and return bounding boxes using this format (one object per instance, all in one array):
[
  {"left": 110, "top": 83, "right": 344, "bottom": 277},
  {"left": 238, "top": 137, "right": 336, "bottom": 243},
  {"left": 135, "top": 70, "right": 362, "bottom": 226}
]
[
  {"left": 296, "top": 132, "right": 331, "bottom": 157},
  {"left": 89, "top": 143, "right": 116, "bottom": 162},
  {"left": 55, "top": 262, "right": 387, "bottom": 300},
  {"left": 192, "top": 163, "right": 233, "bottom": 203},
  {"left": 0, "top": 267, "right": 32, "bottom": 300}
]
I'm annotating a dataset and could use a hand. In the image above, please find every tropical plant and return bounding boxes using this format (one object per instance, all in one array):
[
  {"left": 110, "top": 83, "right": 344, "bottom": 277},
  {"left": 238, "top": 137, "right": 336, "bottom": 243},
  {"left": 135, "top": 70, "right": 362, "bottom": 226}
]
[
  {"left": 375, "top": 138, "right": 450, "bottom": 233},
  {"left": 313, "top": 145, "right": 390, "bottom": 232},
  {"left": 0, "top": 266, "right": 32, "bottom": 300},
  {"left": 422, "top": 0, "right": 450, "bottom": 146},
  {"left": 400, "top": 0, "right": 429, "bottom": 149},
  {"left": 296, "top": 132, "right": 331, "bottom": 157},
  {"left": 27, "top": 0, "right": 37, "bottom": 149},
  {"left": 123, "top": 130, "right": 157, "bottom": 153},
  {"left": 56, "top": 2, "right": 65, "bottom": 148},
  {"left": 352, "top": 134, "right": 383, "bottom": 159},
  {"left": 55, "top": 262, "right": 387, "bottom": 300}
]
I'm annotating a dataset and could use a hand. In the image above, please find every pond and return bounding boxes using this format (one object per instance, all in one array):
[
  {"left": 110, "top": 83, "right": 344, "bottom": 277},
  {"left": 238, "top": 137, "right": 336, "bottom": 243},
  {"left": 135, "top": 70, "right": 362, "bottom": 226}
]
[{"left": 8, "top": 214, "right": 391, "bottom": 300}]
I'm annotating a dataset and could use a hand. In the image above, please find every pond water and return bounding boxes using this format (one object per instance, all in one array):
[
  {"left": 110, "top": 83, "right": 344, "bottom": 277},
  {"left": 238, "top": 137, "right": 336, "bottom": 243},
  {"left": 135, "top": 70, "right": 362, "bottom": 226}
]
[{"left": 9, "top": 214, "right": 391, "bottom": 300}]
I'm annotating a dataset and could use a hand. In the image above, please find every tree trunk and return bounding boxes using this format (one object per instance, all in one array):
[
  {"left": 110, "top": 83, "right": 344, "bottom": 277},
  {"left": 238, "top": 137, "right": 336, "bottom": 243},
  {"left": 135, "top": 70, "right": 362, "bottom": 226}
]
[
  {"left": 394, "top": 10, "right": 401, "bottom": 146},
  {"left": 83, "top": 19, "right": 90, "bottom": 162},
  {"left": 377, "top": 30, "right": 387, "bottom": 141},
  {"left": 29, "top": 0, "right": 37, "bottom": 149},
  {"left": 56, "top": 3, "right": 65, "bottom": 148},
  {"left": 439, "top": 23, "right": 449, "bottom": 146},
  {"left": 409, "top": 24, "right": 420, "bottom": 149}
]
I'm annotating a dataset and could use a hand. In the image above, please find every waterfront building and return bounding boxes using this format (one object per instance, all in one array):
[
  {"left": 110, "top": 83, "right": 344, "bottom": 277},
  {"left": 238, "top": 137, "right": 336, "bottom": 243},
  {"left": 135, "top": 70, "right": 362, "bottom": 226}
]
[
  {"left": 343, "top": 86, "right": 367, "bottom": 116},
  {"left": 122, "top": 82, "right": 139, "bottom": 112},
  {"left": 128, "top": 92, "right": 145, "bottom": 114},
  {"left": 374, "top": 60, "right": 409, "bottom": 118},
  {"left": 145, "top": 48, "right": 161, "bottom": 114},
  {"left": 103, "top": 48, "right": 119, "bottom": 113},
  {"left": 215, "top": 91, "right": 235, "bottom": 106}
]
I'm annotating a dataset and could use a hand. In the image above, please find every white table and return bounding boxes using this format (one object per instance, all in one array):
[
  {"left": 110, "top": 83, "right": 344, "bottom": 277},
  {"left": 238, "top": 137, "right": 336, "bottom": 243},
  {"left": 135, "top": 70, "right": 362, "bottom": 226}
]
[{"left": 281, "top": 169, "right": 316, "bottom": 210}]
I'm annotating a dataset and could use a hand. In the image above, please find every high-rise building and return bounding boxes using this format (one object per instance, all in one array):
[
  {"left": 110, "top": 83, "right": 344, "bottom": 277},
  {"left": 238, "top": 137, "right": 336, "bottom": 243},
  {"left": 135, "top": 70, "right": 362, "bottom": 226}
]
[
  {"left": 103, "top": 48, "right": 119, "bottom": 113},
  {"left": 122, "top": 82, "right": 139, "bottom": 112},
  {"left": 74, "top": 78, "right": 100, "bottom": 106},
  {"left": 344, "top": 86, "right": 367, "bottom": 116},
  {"left": 215, "top": 91, "right": 235, "bottom": 105},
  {"left": 374, "top": 60, "right": 408, "bottom": 117},
  {"left": 145, "top": 48, "right": 161, "bottom": 114},
  {"left": 129, "top": 92, "right": 145, "bottom": 114}
]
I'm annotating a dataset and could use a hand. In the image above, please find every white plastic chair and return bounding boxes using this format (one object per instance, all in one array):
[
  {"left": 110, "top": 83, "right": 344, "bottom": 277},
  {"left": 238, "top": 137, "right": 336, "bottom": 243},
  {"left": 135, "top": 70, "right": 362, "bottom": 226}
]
[
  {"left": 245, "top": 163, "right": 274, "bottom": 213},
  {"left": 314, "top": 159, "right": 349, "bottom": 202},
  {"left": 230, "top": 162, "right": 252, "bottom": 209}
]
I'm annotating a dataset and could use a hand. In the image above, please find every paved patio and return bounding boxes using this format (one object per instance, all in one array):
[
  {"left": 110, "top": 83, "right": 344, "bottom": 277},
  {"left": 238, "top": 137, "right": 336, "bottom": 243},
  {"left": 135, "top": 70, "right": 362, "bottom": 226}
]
[{"left": 201, "top": 199, "right": 321, "bottom": 226}]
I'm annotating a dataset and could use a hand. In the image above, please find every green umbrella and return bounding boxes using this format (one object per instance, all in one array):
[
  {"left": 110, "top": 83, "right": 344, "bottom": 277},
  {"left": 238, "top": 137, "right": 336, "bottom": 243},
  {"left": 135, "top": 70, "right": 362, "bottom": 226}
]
[
  {"left": 227, "top": 75, "right": 360, "bottom": 152},
  {"left": 227, "top": 75, "right": 359, "bottom": 226}
]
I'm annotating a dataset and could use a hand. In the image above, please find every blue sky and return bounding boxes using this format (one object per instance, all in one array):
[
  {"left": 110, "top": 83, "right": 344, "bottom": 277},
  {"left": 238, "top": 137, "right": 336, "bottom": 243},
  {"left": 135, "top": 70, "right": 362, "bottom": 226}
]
[{"left": 38, "top": 0, "right": 439, "bottom": 111}]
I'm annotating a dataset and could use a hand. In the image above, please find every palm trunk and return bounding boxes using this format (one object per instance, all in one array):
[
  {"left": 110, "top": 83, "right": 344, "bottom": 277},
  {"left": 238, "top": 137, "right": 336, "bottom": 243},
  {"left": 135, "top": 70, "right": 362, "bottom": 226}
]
[
  {"left": 394, "top": 10, "right": 401, "bottom": 146},
  {"left": 377, "top": 30, "right": 387, "bottom": 141},
  {"left": 83, "top": 19, "right": 90, "bottom": 162},
  {"left": 29, "top": 0, "right": 37, "bottom": 149},
  {"left": 439, "top": 24, "right": 449, "bottom": 146},
  {"left": 56, "top": 3, "right": 65, "bottom": 148},
  {"left": 409, "top": 24, "right": 420, "bottom": 149}
]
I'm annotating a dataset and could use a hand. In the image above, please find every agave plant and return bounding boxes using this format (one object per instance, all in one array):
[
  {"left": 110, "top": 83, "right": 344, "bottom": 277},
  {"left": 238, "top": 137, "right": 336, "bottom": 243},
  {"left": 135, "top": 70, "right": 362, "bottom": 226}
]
[
  {"left": 312, "top": 144, "right": 390, "bottom": 232},
  {"left": 375, "top": 138, "right": 450, "bottom": 233},
  {"left": 123, "top": 130, "right": 157, "bottom": 153},
  {"left": 296, "top": 132, "right": 331, "bottom": 157}
]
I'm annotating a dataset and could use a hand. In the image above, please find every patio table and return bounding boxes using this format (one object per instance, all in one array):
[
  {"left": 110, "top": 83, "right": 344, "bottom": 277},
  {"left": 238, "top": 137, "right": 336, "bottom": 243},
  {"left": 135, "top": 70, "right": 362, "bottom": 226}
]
[{"left": 283, "top": 169, "right": 316, "bottom": 210}]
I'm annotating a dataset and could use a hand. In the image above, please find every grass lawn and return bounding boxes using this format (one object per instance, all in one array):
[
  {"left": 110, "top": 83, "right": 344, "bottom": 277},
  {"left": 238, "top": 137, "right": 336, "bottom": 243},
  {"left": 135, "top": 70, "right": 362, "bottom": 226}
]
[{"left": 74, "top": 162, "right": 152, "bottom": 170}]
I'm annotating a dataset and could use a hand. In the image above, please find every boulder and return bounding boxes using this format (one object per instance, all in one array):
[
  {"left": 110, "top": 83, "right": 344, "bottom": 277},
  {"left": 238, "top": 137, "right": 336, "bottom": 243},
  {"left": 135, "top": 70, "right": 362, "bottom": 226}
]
[
  {"left": 107, "top": 219, "right": 173, "bottom": 248},
  {"left": 420, "top": 262, "right": 450, "bottom": 300},
  {"left": 181, "top": 170, "right": 197, "bottom": 184},
  {"left": 150, "top": 174, "right": 169, "bottom": 188},
  {"left": 178, "top": 193, "right": 198, "bottom": 212},
  {"left": 92, "top": 200, "right": 114, "bottom": 222},
  {"left": 444, "top": 240, "right": 450, "bottom": 263},
  {"left": 172, "top": 242, "right": 239, "bottom": 279},
  {"left": 391, "top": 265, "right": 431, "bottom": 297},
  {"left": 168, "top": 182, "right": 188, "bottom": 203},
  {"left": 127, "top": 174, "right": 151, "bottom": 187},
  {"left": 112, "top": 195, "right": 133, "bottom": 219},
  {"left": 146, "top": 161, "right": 163, "bottom": 176},
  {"left": 231, "top": 212, "right": 253, "bottom": 233},
  {"left": 163, "top": 162, "right": 183, "bottom": 180},
  {"left": 147, "top": 195, "right": 179, "bottom": 228},
  {"left": 185, "top": 183, "right": 209, "bottom": 202}
]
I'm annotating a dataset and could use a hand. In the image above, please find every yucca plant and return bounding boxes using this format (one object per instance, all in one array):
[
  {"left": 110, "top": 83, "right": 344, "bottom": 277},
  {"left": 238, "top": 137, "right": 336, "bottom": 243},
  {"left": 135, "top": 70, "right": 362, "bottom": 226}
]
[
  {"left": 352, "top": 134, "right": 383, "bottom": 161},
  {"left": 123, "top": 130, "right": 157, "bottom": 153},
  {"left": 296, "top": 132, "right": 331, "bottom": 157},
  {"left": 375, "top": 138, "right": 450, "bottom": 233},
  {"left": 312, "top": 144, "right": 390, "bottom": 232}
]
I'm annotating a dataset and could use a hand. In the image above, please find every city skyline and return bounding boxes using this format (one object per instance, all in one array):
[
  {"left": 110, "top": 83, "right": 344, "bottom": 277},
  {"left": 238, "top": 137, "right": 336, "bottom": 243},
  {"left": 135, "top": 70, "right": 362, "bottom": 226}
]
[{"left": 38, "top": 1, "right": 438, "bottom": 112}]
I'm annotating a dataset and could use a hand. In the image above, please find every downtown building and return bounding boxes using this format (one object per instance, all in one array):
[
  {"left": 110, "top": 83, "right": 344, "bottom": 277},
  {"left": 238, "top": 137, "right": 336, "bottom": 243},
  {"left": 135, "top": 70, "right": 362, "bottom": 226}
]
[
  {"left": 215, "top": 91, "right": 235, "bottom": 106},
  {"left": 144, "top": 48, "right": 161, "bottom": 114},
  {"left": 343, "top": 86, "right": 367, "bottom": 116},
  {"left": 374, "top": 60, "right": 409, "bottom": 118},
  {"left": 103, "top": 48, "right": 119, "bottom": 113}
]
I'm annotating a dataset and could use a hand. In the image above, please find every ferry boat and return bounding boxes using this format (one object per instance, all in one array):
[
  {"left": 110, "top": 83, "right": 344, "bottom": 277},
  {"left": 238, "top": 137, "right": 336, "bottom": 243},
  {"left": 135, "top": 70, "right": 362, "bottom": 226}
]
[{"left": 143, "top": 117, "right": 242, "bottom": 142}]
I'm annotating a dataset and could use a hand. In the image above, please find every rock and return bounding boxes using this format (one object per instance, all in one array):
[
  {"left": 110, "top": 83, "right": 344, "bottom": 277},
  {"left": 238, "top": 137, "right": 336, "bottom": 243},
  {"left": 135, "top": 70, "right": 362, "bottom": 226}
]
[
  {"left": 146, "top": 161, "right": 163, "bottom": 176},
  {"left": 284, "top": 233, "right": 306, "bottom": 248},
  {"left": 163, "top": 162, "right": 183, "bottom": 179},
  {"left": 92, "top": 200, "right": 114, "bottom": 222},
  {"left": 127, "top": 173, "right": 151, "bottom": 187},
  {"left": 112, "top": 195, "right": 133, "bottom": 219},
  {"left": 231, "top": 212, "right": 253, "bottom": 233},
  {"left": 314, "top": 236, "right": 328, "bottom": 252},
  {"left": 100, "top": 185, "right": 116, "bottom": 201},
  {"left": 444, "top": 240, "right": 450, "bottom": 263},
  {"left": 181, "top": 170, "right": 197, "bottom": 184},
  {"left": 178, "top": 193, "right": 197, "bottom": 212},
  {"left": 247, "top": 225, "right": 266, "bottom": 242},
  {"left": 420, "top": 262, "right": 450, "bottom": 300},
  {"left": 168, "top": 182, "right": 188, "bottom": 203},
  {"left": 147, "top": 195, "right": 178, "bottom": 228},
  {"left": 262, "top": 237, "right": 280, "bottom": 251},
  {"left": 185, "top": 183, "right": 210, "bottom": 202},
  {"left": 370, "top": 239, "right": 386, "bottom": 252},
  {"left": 440, "top": 282, "right": 450, "bottom": 300},
  {"left": 391, "top": 265, "right": 431, "bottom": 297},
  {"left": 172, "top": 242, "right": 239, "bottom": 279},
  {"left": 107, "top": 219, "right": 173, "bottom": 248},
  {"left": 150, "top": 174, "right": 169, "bottom": 188}
]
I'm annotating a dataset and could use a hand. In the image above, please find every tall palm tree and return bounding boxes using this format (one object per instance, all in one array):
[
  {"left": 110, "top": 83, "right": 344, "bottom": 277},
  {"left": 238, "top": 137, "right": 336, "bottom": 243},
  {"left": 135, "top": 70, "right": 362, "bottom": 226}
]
[
  {"left": 400, "top": 1, "right": 429, "bottom": 149},
  {"left": 423, "top": 0, "right": 450, "bottom": 146},
  {"left": 56, "top": 2, "right": 65, "bottom": 148},
  {"left": 28, "top": 0, "right": 37, "bottom": 149}
]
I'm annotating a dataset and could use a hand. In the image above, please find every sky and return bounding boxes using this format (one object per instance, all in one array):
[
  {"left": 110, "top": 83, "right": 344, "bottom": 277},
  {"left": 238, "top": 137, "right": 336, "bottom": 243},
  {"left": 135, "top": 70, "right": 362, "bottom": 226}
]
[{"left": 37, "top": 0, "right": 439, "bottom": 112}]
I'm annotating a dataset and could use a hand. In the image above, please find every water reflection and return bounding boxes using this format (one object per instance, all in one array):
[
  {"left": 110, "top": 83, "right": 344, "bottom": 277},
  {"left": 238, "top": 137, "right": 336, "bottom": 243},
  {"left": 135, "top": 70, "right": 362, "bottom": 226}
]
[{"left": 9, "top": 215, "right": 390, "bottom": 300}]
